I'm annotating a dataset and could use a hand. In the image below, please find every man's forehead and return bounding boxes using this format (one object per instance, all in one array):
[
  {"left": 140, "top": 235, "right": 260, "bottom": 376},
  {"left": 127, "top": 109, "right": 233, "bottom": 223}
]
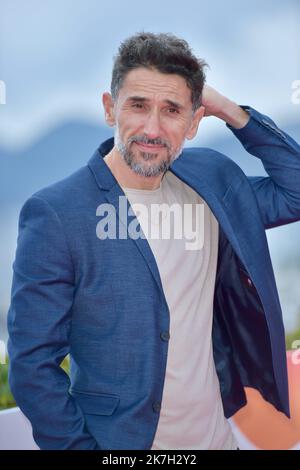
[{"left": 120, "top": 67, "right": 192, "bottom": 103}]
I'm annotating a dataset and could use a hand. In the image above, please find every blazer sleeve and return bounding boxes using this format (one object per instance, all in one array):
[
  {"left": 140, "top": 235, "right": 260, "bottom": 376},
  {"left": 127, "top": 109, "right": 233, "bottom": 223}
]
[
  {"left": 226, "top": 106, "right": 300, "bottom": 229},
  {"left": 7, "top": 195, "right": 100, "bottom": 450}
]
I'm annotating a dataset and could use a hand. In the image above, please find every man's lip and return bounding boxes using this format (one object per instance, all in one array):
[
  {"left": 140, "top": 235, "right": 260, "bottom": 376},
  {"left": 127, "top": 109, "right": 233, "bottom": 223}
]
[{"left": 135, "top": 142, "right": 165, "bottom": 151}]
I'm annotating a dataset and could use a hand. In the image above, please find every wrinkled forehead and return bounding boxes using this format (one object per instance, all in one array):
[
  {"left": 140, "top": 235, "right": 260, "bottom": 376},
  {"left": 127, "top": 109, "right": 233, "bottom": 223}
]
[{"left": 118, "top": 67, "right": 192, "bottom": 106}]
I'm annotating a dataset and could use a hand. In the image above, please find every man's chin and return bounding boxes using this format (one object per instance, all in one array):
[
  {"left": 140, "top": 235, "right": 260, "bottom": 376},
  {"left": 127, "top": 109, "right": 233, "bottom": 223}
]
[
  {"left": 120, "top": 143, "right": 178, "bottom": 176},
  {"left": 131, "top": 147, "right": 163, "bottom": 164},
  {"left": 130, "top": 158, "right": 169, "bottom": 177}
]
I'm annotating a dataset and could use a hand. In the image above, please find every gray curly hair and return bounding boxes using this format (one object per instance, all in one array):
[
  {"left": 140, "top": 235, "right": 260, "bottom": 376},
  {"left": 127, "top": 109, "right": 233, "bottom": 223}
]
[{"left": 110, "top": 32, "right": 208, "bottom": 112}]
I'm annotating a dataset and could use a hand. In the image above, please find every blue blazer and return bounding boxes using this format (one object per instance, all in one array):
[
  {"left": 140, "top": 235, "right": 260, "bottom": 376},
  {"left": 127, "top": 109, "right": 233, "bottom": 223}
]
[{"left": 7, "top": 106, "right": 300, "bottom": 450}]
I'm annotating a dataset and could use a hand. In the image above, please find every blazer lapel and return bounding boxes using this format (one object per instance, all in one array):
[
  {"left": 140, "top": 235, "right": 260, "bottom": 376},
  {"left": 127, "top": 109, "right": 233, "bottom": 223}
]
[
  {"left": 169, "top": 160, "right": 247, "bottom": 268},
  {"left": 104, "top": 184, "right": 165, "bottom": 294}
]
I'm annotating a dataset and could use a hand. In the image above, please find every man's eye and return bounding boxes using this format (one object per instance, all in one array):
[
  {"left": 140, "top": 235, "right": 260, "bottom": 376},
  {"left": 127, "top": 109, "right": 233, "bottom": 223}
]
[
  {"left": 168, "top": 107, "right": 179, "bottom": 114},
  {"left": 132, "top": 103, "right": 144, "bottom": 109}
]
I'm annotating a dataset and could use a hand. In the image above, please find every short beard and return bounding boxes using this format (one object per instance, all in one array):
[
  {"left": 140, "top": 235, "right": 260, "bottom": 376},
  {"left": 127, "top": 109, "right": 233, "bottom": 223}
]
[{"left": 114, "top": 127, "right": 183, "bottom": 177}]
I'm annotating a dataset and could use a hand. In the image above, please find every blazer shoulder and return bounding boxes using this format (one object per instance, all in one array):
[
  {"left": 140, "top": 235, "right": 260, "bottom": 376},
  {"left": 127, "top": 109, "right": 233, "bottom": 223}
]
[
  {"left": 28, "top": 164, "right": 96, "bottom": 210},
  {"left": 182, "top": 146, "right": 244, "bottom": 169},
  {"left": 180, "top": 146, "right": 247, "bottom": 181}
]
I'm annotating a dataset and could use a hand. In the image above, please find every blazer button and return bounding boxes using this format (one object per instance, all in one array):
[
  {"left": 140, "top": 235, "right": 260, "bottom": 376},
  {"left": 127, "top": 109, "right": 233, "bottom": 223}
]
[
  {"left": 160, "top": 331, "right": 170, "bottom": 341},
  {"left": 247, "top": 277, "right": 253, "bottom": 287},
  {"left": 152, "top": 401, "right": 161, "bottom": 413}
]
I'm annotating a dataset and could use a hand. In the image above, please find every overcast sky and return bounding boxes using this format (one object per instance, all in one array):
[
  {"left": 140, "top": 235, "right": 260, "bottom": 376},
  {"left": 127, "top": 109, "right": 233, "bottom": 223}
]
[{"left": 0, "top": 0, "right": 299, "bottom": 149}]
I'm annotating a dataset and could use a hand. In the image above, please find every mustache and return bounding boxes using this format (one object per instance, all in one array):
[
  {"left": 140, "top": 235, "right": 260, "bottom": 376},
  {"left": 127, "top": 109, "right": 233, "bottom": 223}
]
[{"left": 128, "top": 135, "right": 170, "bottom": 148}]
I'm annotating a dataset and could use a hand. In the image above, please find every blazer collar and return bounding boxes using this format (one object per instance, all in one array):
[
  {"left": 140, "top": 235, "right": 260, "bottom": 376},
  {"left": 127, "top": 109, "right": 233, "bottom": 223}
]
[{"left": 87, "top": 137, "right": 118, "bottom": 191}]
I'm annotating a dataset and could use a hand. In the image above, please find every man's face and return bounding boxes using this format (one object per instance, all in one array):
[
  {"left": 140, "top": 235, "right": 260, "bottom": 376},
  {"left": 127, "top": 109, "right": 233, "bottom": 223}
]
[{"left": 103, "top": 67, "right": 204, "bottom": 177}]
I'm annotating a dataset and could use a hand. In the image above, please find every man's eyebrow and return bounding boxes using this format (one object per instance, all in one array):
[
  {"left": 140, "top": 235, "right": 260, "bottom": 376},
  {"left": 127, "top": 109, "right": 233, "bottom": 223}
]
[{"left": 127, "top": 96, "right": 185, "bottom": 110}]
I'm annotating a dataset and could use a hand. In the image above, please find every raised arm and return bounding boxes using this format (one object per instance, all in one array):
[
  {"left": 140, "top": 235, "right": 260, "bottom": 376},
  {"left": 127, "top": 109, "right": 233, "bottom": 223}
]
[{"left": 202, "top": 85, "right": 300, "bottom": 229}]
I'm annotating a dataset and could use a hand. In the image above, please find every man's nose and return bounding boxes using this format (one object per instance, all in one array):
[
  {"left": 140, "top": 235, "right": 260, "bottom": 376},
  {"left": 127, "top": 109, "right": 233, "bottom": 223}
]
[{"left": 143, "top": 109, "right": 161, "bottom": 139}]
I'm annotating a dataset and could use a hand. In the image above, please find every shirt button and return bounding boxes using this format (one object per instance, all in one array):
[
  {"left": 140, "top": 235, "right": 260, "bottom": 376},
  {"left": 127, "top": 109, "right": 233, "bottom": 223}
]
[
  {"left": 152, "top": 401, "right": 161, "bottom": 413},
  {"left": 160, "top": 331, "right": 170, "bottom": 341}
]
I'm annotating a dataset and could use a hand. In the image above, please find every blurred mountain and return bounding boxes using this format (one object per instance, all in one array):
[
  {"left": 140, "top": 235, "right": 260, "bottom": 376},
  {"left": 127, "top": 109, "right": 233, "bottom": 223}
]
[{"left": 0, "top": 121, "right": 112, "bottom": 209}]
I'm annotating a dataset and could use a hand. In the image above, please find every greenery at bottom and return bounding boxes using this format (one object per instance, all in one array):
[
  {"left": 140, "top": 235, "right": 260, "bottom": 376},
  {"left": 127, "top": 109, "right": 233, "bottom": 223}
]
[
  {"left": 285, "top": 323, "right": 300, "bottom": 350},
  {"left": 1, "top": 323, "right": 300, "bottom": 411},
  {"left": 0, "top": 355, "right": 70, "bottom": 411},
  {"left": 0, "top": 364, "right": 16, "bottom": 410}
]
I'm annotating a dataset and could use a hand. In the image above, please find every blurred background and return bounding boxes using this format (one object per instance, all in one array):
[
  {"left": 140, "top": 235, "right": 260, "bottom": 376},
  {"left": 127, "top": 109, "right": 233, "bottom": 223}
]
[
  {"left": 0, "top": 0, "right": 299, "bottom": 416},
  {"left": 0, "top": 0, "right": 300, "bottom": 449}
]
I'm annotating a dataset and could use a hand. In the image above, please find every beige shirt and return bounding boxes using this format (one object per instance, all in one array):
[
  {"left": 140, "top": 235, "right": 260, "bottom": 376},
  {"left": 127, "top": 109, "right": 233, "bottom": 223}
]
[{"left": 122, "top": 170, "right": 238, "bottom": 450}]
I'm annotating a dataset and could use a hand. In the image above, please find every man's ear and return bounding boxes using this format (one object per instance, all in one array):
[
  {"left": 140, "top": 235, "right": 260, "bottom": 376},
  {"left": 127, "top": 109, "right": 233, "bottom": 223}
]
[
  {"left": 102, "top": 92, "right": 116, "bottom": 127},
  {"left": 186, "top": 105, "right": 205, "bottom": 140}
]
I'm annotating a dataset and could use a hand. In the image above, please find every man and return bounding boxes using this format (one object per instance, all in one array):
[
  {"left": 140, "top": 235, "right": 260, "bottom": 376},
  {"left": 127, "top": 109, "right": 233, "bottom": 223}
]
[{"left": 7, "top": 32, "right": 300, "bottom": 450}]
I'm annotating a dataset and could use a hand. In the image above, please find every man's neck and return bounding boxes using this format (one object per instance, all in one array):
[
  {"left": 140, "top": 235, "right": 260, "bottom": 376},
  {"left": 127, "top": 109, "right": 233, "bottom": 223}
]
[{"left": 103, "top": 146, "right": 164, "bottom": 190}]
